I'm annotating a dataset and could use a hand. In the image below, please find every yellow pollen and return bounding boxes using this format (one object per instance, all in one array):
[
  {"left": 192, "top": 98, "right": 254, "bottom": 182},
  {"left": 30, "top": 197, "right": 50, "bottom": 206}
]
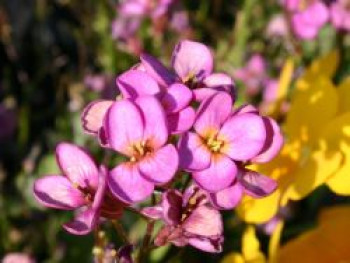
[
  {"left": 129, "top": 141, "right": 151, "bottom": 162},
  {"left": 206, "top": 136, "right": 224, "bottom": 153}
]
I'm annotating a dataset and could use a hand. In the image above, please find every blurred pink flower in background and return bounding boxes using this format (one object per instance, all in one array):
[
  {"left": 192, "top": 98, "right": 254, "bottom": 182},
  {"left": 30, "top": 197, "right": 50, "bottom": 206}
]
[
  {"left": 266, "top": 14, "right": 289, "bottom": 37},
  {"left": 330, "top": 0, "right": 350, "bottom": 31},
  {"left": 2, "top": 253, "right": 35, "bottom": 263},
  {"left": 234, "top": 54, "right": 267, "bottom": 96},
  {"left": 283, "top": 0, "right": 329, "bottom": 39},
  {"left": 84, "top": 74, "right": 117, "bottom": 99}
]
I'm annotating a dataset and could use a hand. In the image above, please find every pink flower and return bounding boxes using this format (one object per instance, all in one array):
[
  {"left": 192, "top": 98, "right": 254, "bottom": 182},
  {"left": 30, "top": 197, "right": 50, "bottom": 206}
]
[
  {"left": 140, "top": 40, "right": 235, "bottom": 101},
  {"left": 33, "top": 143, "right": 124, "bottom": 235},
  {"left": 283, "top": 0, "right": 329, "bottom": 39},
  {"left": 208, "top": 105, "right": 283, "bottom": 209},
  {"left": 234, "top": 54, "right": 267, "bottom": 96},
  {"left": 266, "top": 14, "right": 289, "bottom": 37},
  {"left": 2, "top": 253, "right": 35, "bottom": 263},
  {"left": 178, "top": 92, "right": 272, "bottom": 193},
  {"left": 104, "top": 96, "right": 179, "bottom": 203},
  {"left": 330, "top": 0, "right": 350, "bottom": 31},
  {"left": 143, "top": 185, "right": 224, "bottom": 253},
  {"left": 119, "top": 0, "right": 174, "bottom": 20}
]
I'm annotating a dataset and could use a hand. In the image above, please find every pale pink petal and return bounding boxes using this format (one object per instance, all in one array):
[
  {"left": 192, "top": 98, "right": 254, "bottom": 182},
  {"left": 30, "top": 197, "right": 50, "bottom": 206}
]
[
  {"left": 183, "top": 206, "right": 223, "bottom": 237},
  {"left": 167, "top": 106, "right": 195, "bottom": 134},
  {"left": 209, "top": 183, "right": 243, "bottom": 210},
  {"left": 233, "top": 104, "right": 259, "bottom": 115},
  {"left": 161, "top": 83, "right": 192, "bottom": 113},
  {"left": 119, "top": 0, "right": 147, "bottom": 16},
  {"left": 135, "top": 96, "right": 168, "bottom": 148},
  {"left": 140, "top": 53, "right": 176, "bottom": 87},
  {"left": 63, "top": 208, "right": 98, "bottom": 235},
  {"left": 188, "top": 236, "right": 223, "bottom": 253},
  {"left": 81, "top": 100, "right": 114, "bottom": 134},
  {"left": 193, "top": 155, "right": 237, "bottom": 192},
  {"left": 171, "top": 40, "right": 213, "bottom": 82},
  {"left": 104, "top": 100, "right": 144, "bottom": 156},
  {"left": 117, "top": 70, "right": 161, "bottom": 99},
  {"left": 201, "top": 73, "right": 235, "bottom": 99},
  {"left": 141, "top": 206, "right": 163, "bottom": 220},
  {"left": 218, "top": 113, "right": 266, "bottom": 161},
  {"left": 252, "top": 117, "right": 283, "bottom": 163},
  {"left": 56, "top": 143, "right": 99, "bottom": 189},
  {"left": 238, "top": 169, "right": 277, "bottom": 198},
  {"left": 33, "top": 175, "right": 86, "bottom": 210},
  {"left": 138, "top": 144, "right": 178, "bottom": 184},
  {"left": 194, "top": 92, "right": 232, "bottom": 137},
  {"left": 177, "top": 132, "right": 211, "bottom": 171},
  {"left": 108, "top": 163, "right": 154, "bottom": 204}
]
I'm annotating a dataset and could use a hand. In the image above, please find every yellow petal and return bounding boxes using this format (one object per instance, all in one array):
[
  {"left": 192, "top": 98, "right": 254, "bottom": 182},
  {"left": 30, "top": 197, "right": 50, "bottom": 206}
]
[
  {"left": 295, "top": 50, "right": 339, "bottom": 91},
  {"left": 277, "top": 206, "right": 350, "bottom": 263},
  {"left": 337, "top": 77, "right": 350, "bottom": 114},
  {"left": 285, "top": 77, "right": 338, "bottom": 144},
  {"left": 242, "top": 226, "right": 266, "bottom": 263},
  {"left": 221, "top": 253, "right": 245, "bottom": 263},
  {"left": 268, "top": 221, "right": 284, "bottom": 263}
]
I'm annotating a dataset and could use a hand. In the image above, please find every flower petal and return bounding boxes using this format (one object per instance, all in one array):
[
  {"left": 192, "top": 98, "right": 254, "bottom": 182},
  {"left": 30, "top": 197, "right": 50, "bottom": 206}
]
[
  {"left": 56, "top": 143, "right": 99, "bottom": 189},
  {"left": 135, "top": 96, "right": 168, "bottom": 148},
  {"left": 161, "top": 190, "right": 183, "bottom": 225},
  {"left": 108, "top": 163, "right": 154, "bottom": 204},
  {"left": 138, "top": 144, "right": 178, "bottom": 184},
  {"left": 219, "top": 113, "right": 266, "bottom": 161},
  {"left": 209, "top": 183, "right": 243, "bottom": 210},
  {"left": 140, "top": 53, "right": 176, "bottom": 87},
  {"left": 252, "top": 117, "right": 284, "bottom": 163},
  {"left": 63, "top": 207, "right": 98, "bottom": 235},
  {"left": 105, "top": 100, "right": 144, "bottom": 156},
  {"left": 141, "top": 206, "right": 163, "bottom": 220},
  {"left": 178, "top": 132, "right": 211, "bottom": 171},
  {"left": 194, "top": 92, "right": 232, "bottom": 137},
  {"left": 81, "top": 100, "right": 114, "bottom": 134},
  {"left": 183, "top": 206, "right": 223, "bottom": 237},
  {"left": 117, "top": 70, "right": 161, "bottom": 99},
  {"left": 161, "top": 83, "right": 192, "bottom": 113},
  {"left": 171, "top": 40, "right": 213, "bottom": 81},
  {"left": 188, "top": 236, "right": 223, "bottom": 253},
  {"left": 193, "top": 154, "right": 237, "bottom": 192},
  {"left": 34, "top": 175, "right": 86, "bottom": 210},
  {"left": 167, "top": 106, "right": 195, "bottom": 134},
  {"left": 239, "top": 170, "right": 277, "bottom": 198}
]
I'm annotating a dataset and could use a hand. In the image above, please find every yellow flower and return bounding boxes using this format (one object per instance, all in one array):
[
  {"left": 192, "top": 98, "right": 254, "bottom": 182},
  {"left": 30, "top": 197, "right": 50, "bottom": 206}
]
[{"left": 238, "top": 51, "right": 350, "bottom": 223}]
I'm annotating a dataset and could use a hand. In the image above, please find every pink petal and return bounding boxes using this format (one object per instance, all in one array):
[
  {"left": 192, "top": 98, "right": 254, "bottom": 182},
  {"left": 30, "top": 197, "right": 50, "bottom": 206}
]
[
  {"left": 183, "top": 206, "right": 223, "bottom": 237},
  {"left": 117, "top": 70, "right": 161, "bottom": 99},
  {"left": 141, "top": 206, "right": 163, "bottom": 220},
  {"left": 218, "top": 113, "right": 266, "bottom": 161},
  {"left": 177, "top": 132, "right": 211, "bottom": 171},
  {"left": 56, "top": 143, "right": 99, "bottom": 189},
  {"left": 209, "top": 183, "right": 243, "bottom": 210},
  {"left": 108, "top": 163, "right": 154, "bottom": 204},
  {"left": 171, "top": 40, "right": 213, "bottom": 82},
  {"left": 193, "top": 155, "right": 237, "bottom": 193},
  {"left": 233, "top": 104, "right": 259, "bottom": 115},
  {"left": 161, "top": 83, "right": 192, "bottom": 113},
  {"left": 238, "top": 169, "right": 277, "bottom": 198},
  {"left": 252, "top": 117, "right": 283, "bottom": 163},
  {"left": 167, "top": 106, "right": 195, "bottom": 134},
  {"left": 33, "top": 175, "right": 86, "bottom": 210},
  {"left": 63, "top": 208, "right": 98, "bottom": 235},
  {"left": 81, "top": 100, "right": 114, "bottom": 134},
  {"left": 104, "top": 100, "right": 144, "bottom": 156},
  {"left": 200, "top": 73, "right": 235, "bottom": 101},
  {"left": 119, "top": 0, "right": 147, "bottom": 16},
  {"left": 138, "top": 144, "right": 178, "bottom": 184},
  {"left": 135, "top": 96, "right": 168, "bottom": 148},
  {"left": 161, "top": 190, "right": 182, "bottom": 225},
  {"left": 188, "top": 236, "right": 223, "bottom": 253},
  {"left": 140, "top": 53, "right": 176, "bottom": 87},
  {"left": 194, "top": 92, "right": 232, "bottom": 138}
]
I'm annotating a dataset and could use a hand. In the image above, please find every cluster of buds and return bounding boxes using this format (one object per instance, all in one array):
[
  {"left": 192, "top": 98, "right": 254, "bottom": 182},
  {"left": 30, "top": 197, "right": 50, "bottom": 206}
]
[{"left": 33, "top": 40, "right": 283, "bottom": 255}]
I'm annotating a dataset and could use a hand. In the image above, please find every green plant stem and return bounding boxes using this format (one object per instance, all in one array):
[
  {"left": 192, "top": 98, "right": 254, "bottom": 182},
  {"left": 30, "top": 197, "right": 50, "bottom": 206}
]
[
  {"left": 111, "top": 220, "right": 130, "bottom": 244},
  {"left": 138, "top": 220, "right": 155, "bottom": 263}
]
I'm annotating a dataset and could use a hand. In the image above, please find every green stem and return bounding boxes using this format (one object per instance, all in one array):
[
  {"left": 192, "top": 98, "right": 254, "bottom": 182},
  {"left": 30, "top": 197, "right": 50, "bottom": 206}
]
[
  {"left": 111, "top": 220, "right": 130, "bottom": 244},
  {"left": 138, "top": 221, "right": 155, "bottom": 263}
]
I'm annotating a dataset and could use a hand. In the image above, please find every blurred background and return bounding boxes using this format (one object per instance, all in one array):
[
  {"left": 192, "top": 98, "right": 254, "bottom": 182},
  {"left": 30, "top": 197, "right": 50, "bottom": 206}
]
[{"left": 0, "top": 0, "right": 350, "bottom": 262}]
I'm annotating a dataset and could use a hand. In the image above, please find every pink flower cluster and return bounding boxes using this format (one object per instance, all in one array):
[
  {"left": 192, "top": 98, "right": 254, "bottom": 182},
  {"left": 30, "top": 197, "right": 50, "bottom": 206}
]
[{"left": 33, "top": 40, "right": 283, "bottom": 253}]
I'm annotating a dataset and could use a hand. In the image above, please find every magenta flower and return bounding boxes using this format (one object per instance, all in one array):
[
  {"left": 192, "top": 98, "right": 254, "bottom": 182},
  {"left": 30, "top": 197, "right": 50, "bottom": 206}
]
[
  {"left": 33, "top": 143, "right": 124, "bottom": 235},
  {"left": 104, "top": 96, "right": 179, "bottom": 203},
  {"left": 2, "top": 253, "right": 35, "bottom": 263},
  {"left": 330, "top": 0, "right": 350, "bottom": 31},
  {"left": 119, "top": 0, "right": 174, "bottom": 20},
  {"left": 117, "top": 69, "right": 195, "bottom": 134},
  {"left": 143, "top": 186, "right": 223, "bottom": 253},
  {"left": 283, "top": 0, "right": 329, "bottom": 39},
  {"left": 234, "top": 54, "right": 267, "bottom": 96},
  {"left": 178, "top": 92, "right": 270, "bottom": 193},
  {"left": 140, "top": 40, "right": 235, "bottom": 101},
  {"left": 208, "top": 105, "right": 283, "bottom": 209}
]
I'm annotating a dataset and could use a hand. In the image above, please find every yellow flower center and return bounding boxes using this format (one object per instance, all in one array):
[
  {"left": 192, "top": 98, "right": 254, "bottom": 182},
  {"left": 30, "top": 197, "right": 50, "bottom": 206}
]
[
  {"left": 130, "top": 141, "right": 153, "bottom": 162},
  {"left": 206, "top": 136, "right": 225, "bottom": 153}
]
